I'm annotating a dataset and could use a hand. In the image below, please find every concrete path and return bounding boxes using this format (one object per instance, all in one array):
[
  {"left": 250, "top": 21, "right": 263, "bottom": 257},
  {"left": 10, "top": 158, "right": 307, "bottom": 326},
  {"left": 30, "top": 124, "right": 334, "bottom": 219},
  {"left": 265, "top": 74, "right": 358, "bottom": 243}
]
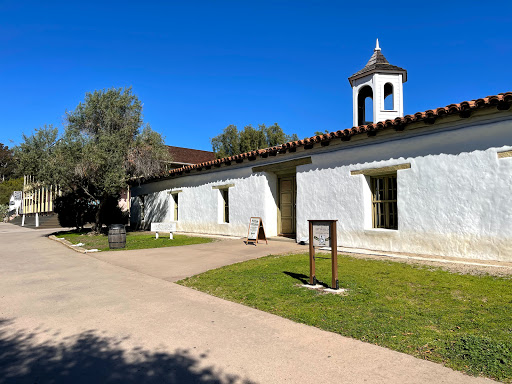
[
  {"left": 88, "top": 237, "right": 305, "bottom": 282},
  {"left": 0, "top": 223, "right": 495, "bottom": 383}
]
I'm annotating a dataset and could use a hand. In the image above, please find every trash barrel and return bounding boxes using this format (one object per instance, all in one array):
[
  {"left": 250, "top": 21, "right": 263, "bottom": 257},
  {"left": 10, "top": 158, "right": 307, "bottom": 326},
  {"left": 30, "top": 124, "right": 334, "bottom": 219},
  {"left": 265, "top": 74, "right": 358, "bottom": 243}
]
[{"left": 108, "top": 224, "right": 126, "bottom": 249}]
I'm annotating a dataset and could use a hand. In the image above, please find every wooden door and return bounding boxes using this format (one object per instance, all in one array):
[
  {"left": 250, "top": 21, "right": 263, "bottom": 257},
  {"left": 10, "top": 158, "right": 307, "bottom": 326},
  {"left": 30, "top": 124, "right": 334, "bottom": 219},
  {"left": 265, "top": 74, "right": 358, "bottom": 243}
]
[{"left": 279, "top": 176, "right": 296, "bottom": 236}]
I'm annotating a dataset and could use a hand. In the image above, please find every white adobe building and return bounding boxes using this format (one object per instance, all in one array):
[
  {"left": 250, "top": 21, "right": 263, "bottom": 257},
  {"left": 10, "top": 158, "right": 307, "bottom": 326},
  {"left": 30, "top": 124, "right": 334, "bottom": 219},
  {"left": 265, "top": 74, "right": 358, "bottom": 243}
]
[{"left": 130, "top": 42, "right": 512, "bottom": 262}]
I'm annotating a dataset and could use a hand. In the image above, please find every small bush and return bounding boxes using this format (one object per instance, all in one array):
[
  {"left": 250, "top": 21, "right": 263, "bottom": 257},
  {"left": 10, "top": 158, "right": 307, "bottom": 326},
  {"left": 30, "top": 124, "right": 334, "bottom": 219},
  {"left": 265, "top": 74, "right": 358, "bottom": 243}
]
[
  {"left": 0, "top": 204, "right": 8, "bottom": 221},
  {"left": 445, "top": 334, "right": 511, "bottom": 380},
  {"left": 54, "top": 191, "right": 96, "bottom": 230}
]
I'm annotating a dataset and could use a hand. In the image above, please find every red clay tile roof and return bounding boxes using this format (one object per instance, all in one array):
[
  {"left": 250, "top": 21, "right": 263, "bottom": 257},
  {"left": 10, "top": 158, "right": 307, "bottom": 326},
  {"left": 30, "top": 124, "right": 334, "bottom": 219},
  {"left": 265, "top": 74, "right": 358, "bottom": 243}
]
[
  {"left": 153, "top": 92, "right": 512, "bottom": 180},
  {"left": 167, "top": 146, "right": 216, "bottom": 164}
]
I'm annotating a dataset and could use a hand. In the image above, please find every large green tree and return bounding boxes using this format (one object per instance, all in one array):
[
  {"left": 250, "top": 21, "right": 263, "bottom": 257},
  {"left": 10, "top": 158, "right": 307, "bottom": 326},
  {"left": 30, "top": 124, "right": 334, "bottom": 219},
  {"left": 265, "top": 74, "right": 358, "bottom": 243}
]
[
  {"left": 16, "top": 87, "right": 170, "bottom": 230},
  {"left": 16, "top": 126, "right": 60, "bottom": 184},
  {"left": 211, "top": 123, "right": 298, "bottom": 159},
  {"left": 0, "top": 177, "right": 23, "bottom": 205},
  {"left": 0, "top": 142, "right": 21, "bottom": 207},
  {"left": 0, "top": 143, "right": 16, "bottom": 181}
]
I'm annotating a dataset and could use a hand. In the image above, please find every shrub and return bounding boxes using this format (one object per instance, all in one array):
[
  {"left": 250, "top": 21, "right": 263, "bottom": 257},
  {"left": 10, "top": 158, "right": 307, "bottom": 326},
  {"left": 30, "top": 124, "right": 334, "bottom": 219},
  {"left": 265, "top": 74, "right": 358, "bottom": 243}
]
[
  {"left": 0, "top": 204, "right": 8, "bottom": 221},
  {"left": 54, "top": 191, "right": 96, "bottom": 230}
]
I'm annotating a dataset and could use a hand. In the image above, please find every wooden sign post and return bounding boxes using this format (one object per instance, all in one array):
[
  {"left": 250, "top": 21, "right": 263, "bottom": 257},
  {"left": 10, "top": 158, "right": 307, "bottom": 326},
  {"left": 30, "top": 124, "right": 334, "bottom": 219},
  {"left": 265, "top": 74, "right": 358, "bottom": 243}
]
[
  {"left": 247, "top": 217, "right": 268, "bottom": 245},
  {"left": 308, "top": 220, "right": 338, "bottom": 289}
]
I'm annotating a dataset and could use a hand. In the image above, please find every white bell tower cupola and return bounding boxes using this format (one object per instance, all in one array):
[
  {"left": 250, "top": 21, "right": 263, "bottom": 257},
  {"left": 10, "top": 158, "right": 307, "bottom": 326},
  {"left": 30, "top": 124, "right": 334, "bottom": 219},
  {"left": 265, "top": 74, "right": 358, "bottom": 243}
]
[{"left": 348, "top": 39, "right": 407, "bottom": 127}]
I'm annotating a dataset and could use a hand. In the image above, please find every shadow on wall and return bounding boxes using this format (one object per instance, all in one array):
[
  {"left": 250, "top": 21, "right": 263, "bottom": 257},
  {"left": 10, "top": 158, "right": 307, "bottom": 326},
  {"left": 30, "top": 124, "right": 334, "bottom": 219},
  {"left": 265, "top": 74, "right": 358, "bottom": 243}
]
[
  {"left": 145, "top": 193, "right": 171, "bottom": 227},
  {"left": 130, "top": 194, "right": 170, "bottom": 231},
  {"left": 0, "top": 319, "right": 255, "bottom": 384},
  {"left": 131, "top": 172, "right": 277, "bottom": 230}
]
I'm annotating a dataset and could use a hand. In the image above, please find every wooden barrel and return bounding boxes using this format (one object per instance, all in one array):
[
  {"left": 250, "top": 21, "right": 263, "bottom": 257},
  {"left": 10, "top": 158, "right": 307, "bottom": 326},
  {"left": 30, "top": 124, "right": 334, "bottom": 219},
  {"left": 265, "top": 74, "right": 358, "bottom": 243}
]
[{"left": 108, "top": 224, "right": 126, "bottom": 249}]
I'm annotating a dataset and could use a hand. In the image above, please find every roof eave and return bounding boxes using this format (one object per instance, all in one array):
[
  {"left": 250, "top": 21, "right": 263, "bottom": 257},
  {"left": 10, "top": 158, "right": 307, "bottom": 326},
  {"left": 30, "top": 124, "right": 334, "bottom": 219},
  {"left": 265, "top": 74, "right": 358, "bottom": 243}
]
[{"left": 348, "top": 68, "right": 408, "bottom": 86}]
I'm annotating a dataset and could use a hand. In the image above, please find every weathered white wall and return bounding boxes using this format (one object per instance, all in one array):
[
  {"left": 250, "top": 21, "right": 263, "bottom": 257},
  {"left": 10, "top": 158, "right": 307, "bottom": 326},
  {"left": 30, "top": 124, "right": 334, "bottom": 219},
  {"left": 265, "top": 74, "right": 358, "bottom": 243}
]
[
  {"left": 132, "top": 112, "right": 512, "bottom": 261},
  {"left": 131, "top": 166, "right": 279, "bottom": 237},
  {"left": 374, "top": 73, "right": 404, "bottom": 123},
  {"left": 297, "top": 115, "right": 512, "bottom": 261}
]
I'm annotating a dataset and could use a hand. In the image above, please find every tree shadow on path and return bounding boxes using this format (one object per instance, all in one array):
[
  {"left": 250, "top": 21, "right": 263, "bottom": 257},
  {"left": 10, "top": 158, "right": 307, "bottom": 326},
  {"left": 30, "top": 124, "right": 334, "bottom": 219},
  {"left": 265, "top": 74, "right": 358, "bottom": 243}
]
[{"left": 0, "top": 319, "right": 255, "bottom": 384}]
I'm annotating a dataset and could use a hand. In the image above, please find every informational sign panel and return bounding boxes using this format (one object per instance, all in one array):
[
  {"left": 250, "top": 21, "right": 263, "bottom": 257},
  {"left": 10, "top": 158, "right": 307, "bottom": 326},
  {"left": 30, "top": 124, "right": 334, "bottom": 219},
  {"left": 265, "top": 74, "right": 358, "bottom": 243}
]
[
  {"left": 308, "top": 220, "right": 339, "bottom": 290},
  {"left": 246, "top": 217, "right": 267, "bottom": 245},
  {"left": 151, "top": 222, "right": 177, "bottom": 233},
  {"left": 312, "top": 221, "right": 331, "bottom": 247}
]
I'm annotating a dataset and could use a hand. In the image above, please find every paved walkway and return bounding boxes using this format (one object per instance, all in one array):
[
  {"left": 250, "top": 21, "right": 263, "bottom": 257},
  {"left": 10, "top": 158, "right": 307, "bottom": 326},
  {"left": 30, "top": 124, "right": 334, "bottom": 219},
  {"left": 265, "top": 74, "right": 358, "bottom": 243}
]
[
  {"left": 88, "top": 236, "right": 305, "bottom": 282},
  {"left": 0, "top": 223, "right": 495, "bottom": 383}
]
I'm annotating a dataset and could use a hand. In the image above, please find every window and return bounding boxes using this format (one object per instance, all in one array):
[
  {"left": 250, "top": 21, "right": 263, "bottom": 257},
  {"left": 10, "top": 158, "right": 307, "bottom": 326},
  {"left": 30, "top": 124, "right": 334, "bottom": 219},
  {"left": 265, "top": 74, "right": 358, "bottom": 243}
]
[
  {"left": 171, "top": 193, "right": 179, "bottom": 221},
  {"left": 212, "top": 183, "right": 234, "bottom": 224},
  {"left": 371, "top": 175, "right": 397, "bottom": 229},
  {"left": 221, "top": 188, "right": 229, "bottom": 223},
  {"left": 357, "top": 85, "right": 373, "bottom": 125},
  {"left": 384, "top": 83, "right": 394, "bottom": 110}
]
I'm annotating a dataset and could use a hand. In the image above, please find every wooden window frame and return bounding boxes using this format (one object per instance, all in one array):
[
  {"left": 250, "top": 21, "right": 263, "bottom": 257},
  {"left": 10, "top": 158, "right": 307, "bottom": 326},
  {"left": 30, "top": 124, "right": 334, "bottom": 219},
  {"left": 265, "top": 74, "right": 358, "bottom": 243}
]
[
  {"left": 370, "top": 174, "right": 398, "bottom": 230},
  {"left": 167, "top": 190, "right": 182, "bottom": 222},
  {"left": 221, "top": 188, "right": 229, "bottom": 223},
  {"left": 212, "top": 184, "right": 233, "bottom": 224},
  {"left": 172, "top": 193, "right": 179, "bottom": 221}
]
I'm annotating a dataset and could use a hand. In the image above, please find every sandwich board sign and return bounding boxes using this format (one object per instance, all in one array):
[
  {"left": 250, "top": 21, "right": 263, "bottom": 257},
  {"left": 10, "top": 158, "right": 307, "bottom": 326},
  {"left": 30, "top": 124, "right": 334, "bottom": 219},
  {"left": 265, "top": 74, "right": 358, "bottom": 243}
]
[{"left": 247, "top": 217, "right": 267, "bottom": 245}]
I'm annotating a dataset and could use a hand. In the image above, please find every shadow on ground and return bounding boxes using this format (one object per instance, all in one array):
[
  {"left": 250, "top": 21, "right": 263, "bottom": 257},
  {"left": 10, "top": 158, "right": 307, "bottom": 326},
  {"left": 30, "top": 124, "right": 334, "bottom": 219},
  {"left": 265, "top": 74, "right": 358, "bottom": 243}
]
[
  {"left": 283, "top": 271, "right": 328, "bottom": 288},
  {"left": 0, "top": 319, "right": 254, "bottom": 384}
]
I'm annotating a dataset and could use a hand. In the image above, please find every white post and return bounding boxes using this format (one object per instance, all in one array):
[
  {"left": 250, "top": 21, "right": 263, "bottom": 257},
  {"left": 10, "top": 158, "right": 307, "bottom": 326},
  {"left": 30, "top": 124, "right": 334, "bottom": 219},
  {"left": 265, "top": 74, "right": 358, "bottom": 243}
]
[
  {"left": 155, "top": 232, "right": 159, "bottom": 240},
  {"left": 169, "top": 232, "right": 173, "bottom": 240},
  {"left": 35, "top": 213, "right": 39, "bottom": 227},
  {"left": 21, "top": 214, "right": 25, "bottom": 227}
]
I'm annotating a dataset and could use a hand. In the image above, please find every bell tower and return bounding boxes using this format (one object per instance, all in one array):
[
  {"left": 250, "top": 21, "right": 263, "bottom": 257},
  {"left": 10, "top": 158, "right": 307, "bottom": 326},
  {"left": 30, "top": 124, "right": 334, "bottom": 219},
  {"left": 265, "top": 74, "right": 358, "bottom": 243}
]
[{"left": 348, "top": 40, "right": 407, "bottom": 127}]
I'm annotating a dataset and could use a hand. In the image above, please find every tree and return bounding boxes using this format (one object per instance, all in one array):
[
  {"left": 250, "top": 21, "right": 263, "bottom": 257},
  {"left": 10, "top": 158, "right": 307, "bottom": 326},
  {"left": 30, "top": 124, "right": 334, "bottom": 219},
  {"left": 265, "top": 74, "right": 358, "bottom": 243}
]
[
  {"left": 16, "top": 87, "right": 170, "bottom": 231},
  {"left": 16, "top": 126, "right": 60, "bottom": 185},
  {"left": 239, "top": 125, "right": 267, "bottom": 154},
  {"left": 0, "top": 177, "right": 23, "bottom": 205},
  {"left": 53, "top": 190, "right": 96, "bottom": 230},
  {"left": 211, "top": 125, "right": 240, "bottom": 158},
  {"left": 0, "top": 204, "right": 8, "bottom": 221},
  {"left": 264, "top": 123, "right": 290, "bottom": 147},
  {"left": 210, "top": 123, "right": 298, "bottom": 158},
  {"left": 0, "top": 143, "right": 16, "bottom": 181}
]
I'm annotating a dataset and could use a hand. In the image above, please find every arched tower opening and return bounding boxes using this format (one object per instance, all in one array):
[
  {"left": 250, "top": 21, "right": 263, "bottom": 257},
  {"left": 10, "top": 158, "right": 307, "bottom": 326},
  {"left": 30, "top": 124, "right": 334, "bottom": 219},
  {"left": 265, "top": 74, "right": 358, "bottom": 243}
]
[
  {"left": 348, "top": 40, "right": 407, "bottom": 127},
  {"left": 384, "top": 83, "right": 394, "bottom": 110},
  {"left": 357, "top": 85, "right": 373, "bottom": 126}
]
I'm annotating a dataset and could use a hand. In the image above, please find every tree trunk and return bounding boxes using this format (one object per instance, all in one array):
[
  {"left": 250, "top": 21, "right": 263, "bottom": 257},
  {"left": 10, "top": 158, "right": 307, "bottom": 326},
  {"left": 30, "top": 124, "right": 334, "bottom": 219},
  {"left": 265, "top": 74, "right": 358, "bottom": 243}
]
[{"left": 94, "top": 197, "right": 105, "bottom": 233}]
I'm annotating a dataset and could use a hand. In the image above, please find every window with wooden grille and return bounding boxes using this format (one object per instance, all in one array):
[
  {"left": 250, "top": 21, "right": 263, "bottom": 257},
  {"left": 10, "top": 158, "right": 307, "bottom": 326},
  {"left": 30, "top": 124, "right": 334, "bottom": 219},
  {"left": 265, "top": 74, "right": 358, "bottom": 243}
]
[
  {"left": 221, "top": 189, "right": 229, "bottom": 223},
  {"left": 371, "top": 175, "right": 397, "bottom": 229}
]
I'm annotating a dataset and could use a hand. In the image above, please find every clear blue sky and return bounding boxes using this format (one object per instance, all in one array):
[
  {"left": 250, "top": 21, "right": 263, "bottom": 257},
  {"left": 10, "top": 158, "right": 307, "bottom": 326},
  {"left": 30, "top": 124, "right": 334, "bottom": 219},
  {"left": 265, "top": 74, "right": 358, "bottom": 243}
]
[{"left": 1, "top": 1, "right": 511, "bottom": 151}]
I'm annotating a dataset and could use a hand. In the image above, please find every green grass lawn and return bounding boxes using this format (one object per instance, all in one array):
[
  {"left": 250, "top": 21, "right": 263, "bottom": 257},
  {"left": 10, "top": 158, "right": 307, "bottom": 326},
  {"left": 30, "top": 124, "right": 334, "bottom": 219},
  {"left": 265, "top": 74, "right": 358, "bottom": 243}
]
[
  {"left": 179, "top": 253, "right": 512, "bottom": 382},
  {"left": 56, "top": 230, "right": 214, "bottom": 251}
]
